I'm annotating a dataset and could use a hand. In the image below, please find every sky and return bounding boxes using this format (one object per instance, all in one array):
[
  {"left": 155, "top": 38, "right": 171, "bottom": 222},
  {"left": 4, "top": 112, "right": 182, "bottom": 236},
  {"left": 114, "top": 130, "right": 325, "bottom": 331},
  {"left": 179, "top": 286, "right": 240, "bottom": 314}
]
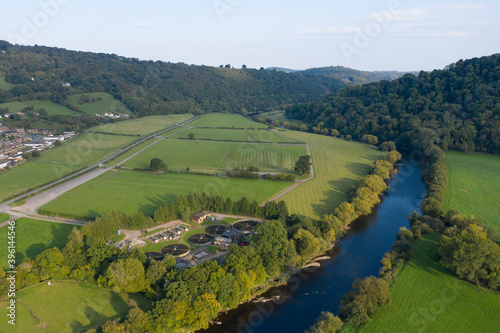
[{"left": 0, "top": 0, "right": 499, "bottom": 72}]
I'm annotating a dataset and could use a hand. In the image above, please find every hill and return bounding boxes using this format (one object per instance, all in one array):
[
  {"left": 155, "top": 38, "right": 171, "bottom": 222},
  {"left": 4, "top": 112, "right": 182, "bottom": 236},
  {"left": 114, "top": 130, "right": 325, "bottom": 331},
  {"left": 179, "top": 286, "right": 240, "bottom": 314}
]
[
  {"left": 0, "top": 41, "right": 344, "bottom": 117},
  {"left": 267, "top": 66, "right": 414, "bottom": 85},
  {"left": 286, "top": 54, "right": 500, "bottom": 153}
]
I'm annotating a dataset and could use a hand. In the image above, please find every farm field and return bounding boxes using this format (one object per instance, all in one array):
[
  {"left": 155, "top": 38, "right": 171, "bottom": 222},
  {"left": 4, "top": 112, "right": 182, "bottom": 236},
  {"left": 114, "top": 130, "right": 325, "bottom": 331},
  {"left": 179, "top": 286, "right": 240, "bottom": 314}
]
[
  {"left": 343, "top": 234, "right": 500, "bottom": 333},
  {"left": 122, "top": 139, "right": 307, "bottom": 173},
  {"left": 260, "top": 110, "right": 311, "bottom": 127},
  {"left": 0, "top": 75, "right": 13, "bottom": 90},
  {"left": 187, "top": 113, "right": 269, "bottom": 128},
  {"left": 442, "top": 151, "right": 500, "bottom": 232},
  {"left": 67, "top": 92, "right": 131, "bottom": 114},
  {"left": 0, "top": 281, "right": 151, "bottom": 333},
  {"left": 277, "top": 131, "right": 384, "bottom": 219},
  {"left": 173, "top": 128, "right": 296, "bottom": 143},
  {"left": 0, "top": 100, "right": 77, "bottom": 115},
  {"left": 89, "top": 114, "right": 193, "bottom": 136},
  {"left": 0, "top": 218, "right": 77, "bottom": 269},
  {"left": 0, "top": 114, "right": 190, "bottom": 202},
  {"left": 0, "top": 133, "right": 137, "bottom": 202},
  {"left": 40, "top": 170, "right": 292, "bottom": 218}
]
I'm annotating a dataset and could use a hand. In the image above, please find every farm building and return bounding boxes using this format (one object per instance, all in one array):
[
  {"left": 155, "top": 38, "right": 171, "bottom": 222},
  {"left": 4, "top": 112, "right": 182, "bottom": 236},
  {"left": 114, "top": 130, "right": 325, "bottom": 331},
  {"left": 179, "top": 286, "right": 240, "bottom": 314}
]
[{"left": 190, "top": 211, "right": 212, "bottom": 224}]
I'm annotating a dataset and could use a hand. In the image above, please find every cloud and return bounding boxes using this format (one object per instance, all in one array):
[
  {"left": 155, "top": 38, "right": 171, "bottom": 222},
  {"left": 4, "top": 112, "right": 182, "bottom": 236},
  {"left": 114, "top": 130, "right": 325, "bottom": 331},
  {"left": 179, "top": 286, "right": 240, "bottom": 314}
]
[
  {"left": 131, "top": 23, "right": 154, "bottom": 27},
  {"left": 436, "top": 4, "right": 487, "bottom": 11}
]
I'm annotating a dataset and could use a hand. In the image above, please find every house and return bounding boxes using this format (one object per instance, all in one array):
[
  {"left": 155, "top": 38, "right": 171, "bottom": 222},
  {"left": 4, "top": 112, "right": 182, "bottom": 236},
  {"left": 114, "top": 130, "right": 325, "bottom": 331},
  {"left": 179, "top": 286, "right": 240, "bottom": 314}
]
[
  {"left": 12, "top": 127, "right": 25, "bottom": 133},
  {"left": 0, "top": 159, "right": 9, "bottom": 170},
  {"left": 190, "top": 211, "right": 212, "bottom": 224},
  {"left": 0, "top": 126, "right": 9, "bottom": 133}
]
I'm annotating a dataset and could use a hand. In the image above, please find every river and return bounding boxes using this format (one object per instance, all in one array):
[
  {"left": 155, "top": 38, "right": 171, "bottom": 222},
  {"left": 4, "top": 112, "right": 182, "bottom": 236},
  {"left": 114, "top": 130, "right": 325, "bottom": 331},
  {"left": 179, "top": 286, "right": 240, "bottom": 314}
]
[{"left": 202, "top": 154, "right": 427, "bottom": 333}]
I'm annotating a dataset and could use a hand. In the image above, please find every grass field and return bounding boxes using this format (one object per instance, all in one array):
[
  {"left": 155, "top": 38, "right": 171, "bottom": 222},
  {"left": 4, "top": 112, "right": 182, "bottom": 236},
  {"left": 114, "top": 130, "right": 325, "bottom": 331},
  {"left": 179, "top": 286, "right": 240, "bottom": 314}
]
[
  {"left": 277, "top": 131, "right": 384, "bottom": 219},
  {"left": 188, "top": 113, "right": 269, "bottom": 128},
  {"left": 0, "top": 213, "right": 9, "bottom": 223},
  {"left": 0, "top": 280, "right": 151, "bottom": 333},
  {"left": 122, "top": 140, "right": 307, "bottom": 174},
  {"left": 260, "top": 110, "right": 311, "bottom": 127},
  {"left": 0, "top": 100, "right": 77, "bottom": 115},
  {"left": 67, "top": 92, "right": 131, "bottom": 114},
  {"left": 343, "top": 234, "right": 500, "bottom": 333},
  {"left": 0, "top": 133, "right": 138, "bottom": 202},
  {"left": 0, "top": 114, "right": 192, "bottom": 202},
  {"left": 90, "top": 114, "right": 193, "bottom": 136},
  {"left": 41, "top": 169, "right": 292, "bottom": 218},
  {"left": 0, "top": 76, "right": 13, "bottom": 90},
  {"left": 172, "top": 128, "right": 293, "bottom": 143},
  {"left": 0, "top": 218, "right": 77, "bottom": 269},
  {"left": 442, "top": 151, "right": 500, "bottom": 232}
]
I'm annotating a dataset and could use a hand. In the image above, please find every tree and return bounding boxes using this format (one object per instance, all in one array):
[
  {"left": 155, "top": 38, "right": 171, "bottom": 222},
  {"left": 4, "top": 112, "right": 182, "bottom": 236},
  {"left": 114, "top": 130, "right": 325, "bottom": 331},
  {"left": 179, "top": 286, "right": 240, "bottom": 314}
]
[
  {"left": 306, "top": 312, "right": 343, "bottom": 333},
  {"left": 299, "top": 124, "right": 308, "bottom": 132},
  {"left": 54, "top": 140, "right": 62, "bottom": 146},
  {"left": 379, "top": 141, "right": 396, "bottom": 152},
  {"left": 294, "top": 155, "right": 311, "bottom": 175},
  {"left": 150, "top": 157, "right": 167, "bottom": 171},
  {"left": 330, "top": 129, "right": 339, "bottom": 137},
  {"left": 22, "top": 152, "right": 31, "bottom": 159},
  {"left": 293, "top": 229, "right": 323, "bottom": 258},
  {"left": 188, "top": 133, "right": 195, "bottom": 140},
  {"left": 362, "top": 134, "right": 378, "bottom": 145},
  {"left": 250, "top": 221, "right": 289, "bottom": 277},
  {"left": 31, "top": 150, "right": 40, "bottom": 158},
  {"left": 104, "top": 258, "right": 148, "bottom": 293}
]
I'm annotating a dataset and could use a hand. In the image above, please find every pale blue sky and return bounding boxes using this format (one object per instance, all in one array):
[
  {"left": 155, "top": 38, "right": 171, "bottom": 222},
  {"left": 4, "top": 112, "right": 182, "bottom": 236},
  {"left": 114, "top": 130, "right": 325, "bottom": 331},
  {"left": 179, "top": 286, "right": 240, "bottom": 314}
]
[{"left": 0, "top": 0, "right": 498, "bottom": 71}]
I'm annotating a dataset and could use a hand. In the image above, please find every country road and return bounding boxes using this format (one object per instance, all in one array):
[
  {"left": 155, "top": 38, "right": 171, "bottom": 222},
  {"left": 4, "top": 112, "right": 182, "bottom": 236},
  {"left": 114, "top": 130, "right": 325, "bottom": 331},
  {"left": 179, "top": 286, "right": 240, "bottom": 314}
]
[{"left": 0, "top": 116, "right": 200, "bottom": 223}]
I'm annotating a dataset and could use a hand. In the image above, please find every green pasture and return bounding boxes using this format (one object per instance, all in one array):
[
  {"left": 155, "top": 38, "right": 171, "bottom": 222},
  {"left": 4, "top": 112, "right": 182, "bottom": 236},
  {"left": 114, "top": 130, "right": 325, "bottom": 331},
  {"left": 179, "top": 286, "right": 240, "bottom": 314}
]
[
  {"left": 40, "top": 170, "right": 292, "bottom": 218},
  {"left": 187, "top": 113, "right": 269, "bottom": 128},
  {"left": 344, "top": 234, "right": 500, "bottom": 333},
  {"left": 122, "top": 140, "right": 307, "bottom": 174},
  {"left": 443, "top": 151, "right": 500, "bottom": 232},
  {"left": 89, "top": 114, "right": 193, "bottom": 136},
  {"left": 0, "top": 100, "right": 77, "bottom": 115},
  {"left": 0, "top": 280, "right": 151, "bottom": 333},
  {"left": 67, "top": 92, "right": 130, "bottom": 114},
  {"left": 0, "top": 218, "right": 77, "bottom": 270},
  {"left": 277, "top": 131, "right": 384, "bottom": 219}
]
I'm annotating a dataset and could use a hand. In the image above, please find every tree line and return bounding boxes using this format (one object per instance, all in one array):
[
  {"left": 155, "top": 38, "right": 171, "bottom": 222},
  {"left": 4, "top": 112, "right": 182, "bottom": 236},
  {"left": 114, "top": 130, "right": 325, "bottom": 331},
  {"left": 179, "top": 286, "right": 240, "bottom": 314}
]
[{"left": 285, "top": 54, "right": 500, "bottom": 154}]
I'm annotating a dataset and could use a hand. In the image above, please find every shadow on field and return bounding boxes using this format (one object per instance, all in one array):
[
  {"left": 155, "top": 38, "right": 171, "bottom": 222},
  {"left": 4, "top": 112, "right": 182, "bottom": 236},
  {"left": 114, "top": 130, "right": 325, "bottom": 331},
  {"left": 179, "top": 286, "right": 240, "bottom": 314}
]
[
  {"left": 138, "top": 193, "right": 176, "bottom": 217},
  {"left": 311, "top": 178, "right": 354, "bottom": 218}
]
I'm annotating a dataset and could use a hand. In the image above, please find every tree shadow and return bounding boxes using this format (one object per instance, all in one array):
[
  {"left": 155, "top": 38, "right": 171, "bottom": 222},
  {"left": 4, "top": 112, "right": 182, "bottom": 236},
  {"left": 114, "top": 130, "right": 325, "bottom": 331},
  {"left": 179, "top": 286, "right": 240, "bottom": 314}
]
[
  {"left": 85, "top": 209, "right": 103, "bottom": 219},
  {"left": 310, "top": 178, "right": 358, "bottom": 218},
  {"left": 138, "top": 193, "right": 176, "bottom": 217}
]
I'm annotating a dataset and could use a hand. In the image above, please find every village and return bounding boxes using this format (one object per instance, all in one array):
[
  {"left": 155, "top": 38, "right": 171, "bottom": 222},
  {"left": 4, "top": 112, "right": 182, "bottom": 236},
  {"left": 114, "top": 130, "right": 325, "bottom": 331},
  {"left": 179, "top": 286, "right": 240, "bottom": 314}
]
[{"left": 0, "top": 122, "right": 75, "bottom": 170}]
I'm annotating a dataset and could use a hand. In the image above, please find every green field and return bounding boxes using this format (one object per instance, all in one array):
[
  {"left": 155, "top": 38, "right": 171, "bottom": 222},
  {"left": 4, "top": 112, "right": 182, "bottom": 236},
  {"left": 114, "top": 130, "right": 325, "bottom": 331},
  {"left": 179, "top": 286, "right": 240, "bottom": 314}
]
[
  {"left": 90, "top": 114, "right": 193, "bottom": 136},
  {"left": 172, "top": 128, "right": 293, "bottom": 143},
  {"left": 344, "top": 234, "right": 500, "bottom": 333},
  {"left": 0, "top": 76, "right": 13, "bottom": 90},
  {"left": 0, "top": 114, "right": 192, "bottom": 202},
  {"left": 277, "top": 131, "right": 384, "bottom": 219},
  {"left": 0, "top": 280, "right": 151, "bottom": 333},
  {"left": 0, "top": 218, "right": 77, "bottom": 269},
  {"left": 0, "top": 213, "right": 9, "bottom": 223},
  {"left": 260, "top": 110, "right": 311, "bottom": 127},
  {"left": 0, "top": 100, "right": 77, "bottom": 115},
  {"left": 41, "top": 170, "right": 292, "bottom": 218},
  {"left": 0, "top": 133, "right": 138, "bottom": 202},
  {"left": 443, "top": 151, "right": 500, "bottom": 232},
  {"left": 122, "top": 140, "right": 307, "bottom": 173},
  {"left": 67, "top": 92, "right": 131, "bottom": 114},
  {"left": 188, "top": 113, "right": 269, "bottom": 128}
]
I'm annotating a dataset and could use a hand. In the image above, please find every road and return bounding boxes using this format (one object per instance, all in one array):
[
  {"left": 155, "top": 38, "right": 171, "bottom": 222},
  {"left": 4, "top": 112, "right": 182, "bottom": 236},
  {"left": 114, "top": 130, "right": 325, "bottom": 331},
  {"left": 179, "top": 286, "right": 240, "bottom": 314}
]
[{"left": 0, "top": 116, "right": 200, "bottom": 222}]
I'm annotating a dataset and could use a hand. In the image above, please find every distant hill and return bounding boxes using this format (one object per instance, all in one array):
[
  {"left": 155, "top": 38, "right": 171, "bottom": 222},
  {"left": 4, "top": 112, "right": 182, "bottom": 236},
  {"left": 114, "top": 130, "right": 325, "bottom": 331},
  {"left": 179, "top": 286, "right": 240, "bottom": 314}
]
[
  {"left": 268, "top": 66, "right": 416, "bottom": 85},
  {"left": 286, "top": 54, "right": 500, "bottom": 154},
  {"left": 0, "top": 41, "right": 345, "bottom": 117}
]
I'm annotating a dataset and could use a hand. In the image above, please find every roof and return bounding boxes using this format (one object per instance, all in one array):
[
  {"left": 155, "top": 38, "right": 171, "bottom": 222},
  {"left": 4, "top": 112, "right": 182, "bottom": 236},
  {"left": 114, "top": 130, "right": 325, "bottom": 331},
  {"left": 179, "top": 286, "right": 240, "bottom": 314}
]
[{"left": 190, "top": 211, "right": 211, "bottom": 220}]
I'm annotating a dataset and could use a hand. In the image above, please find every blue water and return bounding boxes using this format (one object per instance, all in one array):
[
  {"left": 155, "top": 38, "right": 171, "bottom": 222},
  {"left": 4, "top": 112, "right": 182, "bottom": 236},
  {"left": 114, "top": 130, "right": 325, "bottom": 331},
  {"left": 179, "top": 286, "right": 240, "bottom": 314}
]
[{"left": 203, "top": 156, "right": 427, "bottom": 333}]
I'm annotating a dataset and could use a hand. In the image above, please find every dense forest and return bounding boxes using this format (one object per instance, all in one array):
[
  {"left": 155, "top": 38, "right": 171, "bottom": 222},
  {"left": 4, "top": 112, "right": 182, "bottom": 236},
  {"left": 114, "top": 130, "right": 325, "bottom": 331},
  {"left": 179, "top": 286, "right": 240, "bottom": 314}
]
[
  {"left": 285, "top": 55, "right": 500, "bottom": 153},
  {"left": 0, "top": 41, "right": 344, "bottom": 117}
]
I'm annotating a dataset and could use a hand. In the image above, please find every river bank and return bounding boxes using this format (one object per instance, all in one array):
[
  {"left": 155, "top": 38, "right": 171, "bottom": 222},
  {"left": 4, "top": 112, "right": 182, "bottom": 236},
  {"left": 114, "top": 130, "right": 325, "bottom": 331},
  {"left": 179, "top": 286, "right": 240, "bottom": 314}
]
[{"left": 201, "top": 155, "right": 426, "bottom": 333}]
